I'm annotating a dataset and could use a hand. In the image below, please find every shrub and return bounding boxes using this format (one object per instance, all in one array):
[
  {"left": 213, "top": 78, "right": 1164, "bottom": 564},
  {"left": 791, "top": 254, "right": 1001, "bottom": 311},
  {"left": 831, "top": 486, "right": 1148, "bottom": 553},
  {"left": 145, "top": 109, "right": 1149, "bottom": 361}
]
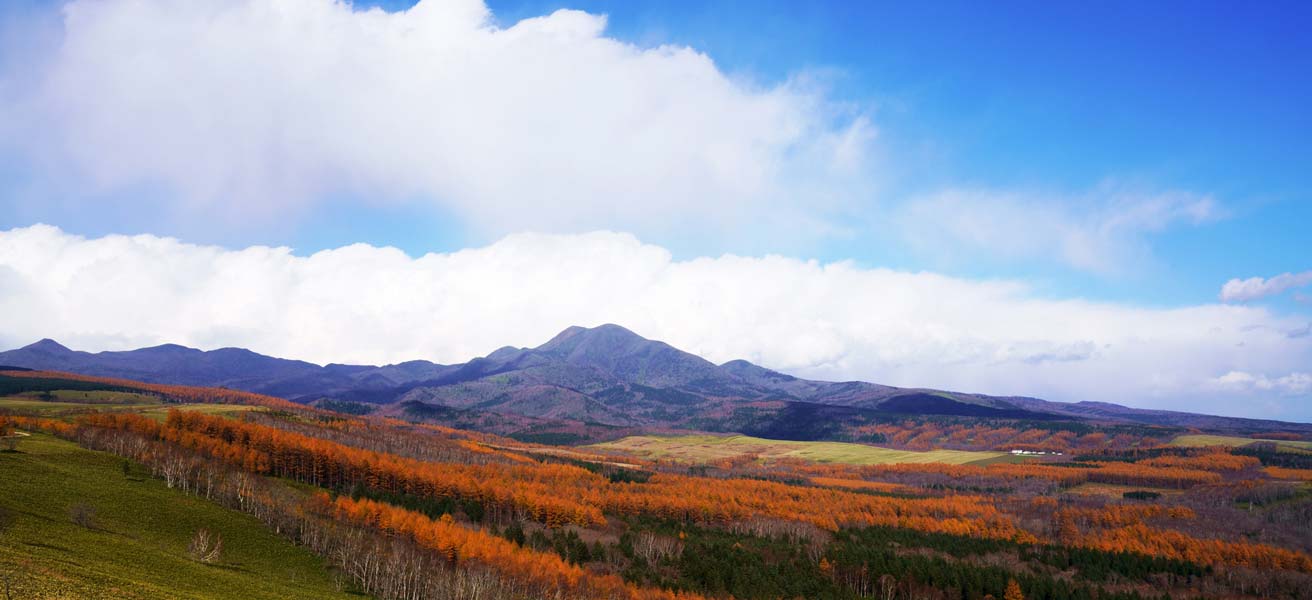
[
  {"left": 69, "top": 502, "right": 97, "bottom": 529},
  {"left": 188, "top": 528, "right": 223, "bottom": 564},
  {"left": 1122, "top": 490, "right": 1161, "bottom": 500}
]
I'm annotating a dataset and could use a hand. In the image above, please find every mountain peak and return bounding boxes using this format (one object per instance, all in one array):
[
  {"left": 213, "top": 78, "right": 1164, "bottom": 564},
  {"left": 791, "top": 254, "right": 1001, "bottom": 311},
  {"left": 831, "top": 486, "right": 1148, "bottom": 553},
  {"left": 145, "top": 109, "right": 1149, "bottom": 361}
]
[
  {"left": 486, "top": 345, "right": 525, "bottom": 362},
  {"left": 139, "top": 342, "right": 200, "bottom": 354},
  {"left": 23, "top": 338, "right": 71, "bottom": 353},
  {"left": 592, "top": 323, "right": 637, "bottom": 334},
  {"left": 528, "top": 323, "right": 731, "bottom": 388},
  {"left": 720, "top": 358, "right": 799, "bottom": 383},
  {"left": 537, "top": 323, "right": 646, "bottom": 352}
]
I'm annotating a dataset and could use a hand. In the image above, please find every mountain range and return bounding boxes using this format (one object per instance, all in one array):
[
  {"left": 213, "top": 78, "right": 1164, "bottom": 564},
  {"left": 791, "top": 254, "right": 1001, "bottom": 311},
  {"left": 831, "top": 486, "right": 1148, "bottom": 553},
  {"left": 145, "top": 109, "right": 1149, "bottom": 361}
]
[{"left": 3, "top": 324, "right": 1308, "bottom": 438}]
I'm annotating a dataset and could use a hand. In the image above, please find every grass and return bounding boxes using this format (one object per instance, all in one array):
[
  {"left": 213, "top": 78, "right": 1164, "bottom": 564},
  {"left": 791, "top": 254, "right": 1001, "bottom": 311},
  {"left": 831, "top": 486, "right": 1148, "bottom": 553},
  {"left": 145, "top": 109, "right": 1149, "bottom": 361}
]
[
  {"left": 963, "top": 453, "right": 1031, "bottom": 466},
  {"left": 1169, "top": 434, "right": 1312, "bottom": 452},
  {"left": 11, "top": 390, "right": 164, "bottom": 404},
  {"left": 0, "top": 397, "right": 163, "bottom": 416},
  {"left": 135, "top": 403, "right": 256, "bottom": 421},
  {"left": 0, "top": 395, "right": 253, "bottom": 421},
  {"left": 0, "top": 432, "right": 355, "bottom": 599},
  {"left": 588, "top": 434, "right": 1003, "bottom": 466}
]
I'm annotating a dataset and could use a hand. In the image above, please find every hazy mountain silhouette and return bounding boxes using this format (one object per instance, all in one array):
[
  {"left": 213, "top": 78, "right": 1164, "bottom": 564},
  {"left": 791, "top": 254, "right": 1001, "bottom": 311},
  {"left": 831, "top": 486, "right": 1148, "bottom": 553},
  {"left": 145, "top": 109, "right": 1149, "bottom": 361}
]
[{"left": 3, "top": 324, "right": 1307, "bottom": 434}]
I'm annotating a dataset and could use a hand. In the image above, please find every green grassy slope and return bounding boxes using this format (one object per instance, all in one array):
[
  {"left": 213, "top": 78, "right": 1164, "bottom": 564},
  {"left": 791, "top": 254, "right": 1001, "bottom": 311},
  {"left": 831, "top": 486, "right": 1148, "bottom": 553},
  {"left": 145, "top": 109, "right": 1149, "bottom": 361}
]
[{"left": 0, "top": 432, "right": 356, "bottom": 600}]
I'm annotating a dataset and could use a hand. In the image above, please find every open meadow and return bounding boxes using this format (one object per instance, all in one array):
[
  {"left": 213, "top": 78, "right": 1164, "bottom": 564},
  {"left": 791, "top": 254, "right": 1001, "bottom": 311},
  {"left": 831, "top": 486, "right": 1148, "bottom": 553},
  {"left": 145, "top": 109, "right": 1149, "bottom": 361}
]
[{"left": 590, "top": 433, "right": 1008, "bottom": 465}]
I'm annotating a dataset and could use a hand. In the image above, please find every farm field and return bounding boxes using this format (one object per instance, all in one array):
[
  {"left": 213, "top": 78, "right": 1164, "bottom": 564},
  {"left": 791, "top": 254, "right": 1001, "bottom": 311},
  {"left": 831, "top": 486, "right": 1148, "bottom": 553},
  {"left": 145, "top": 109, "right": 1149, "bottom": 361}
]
[
  {"left": 0, "top": 395, "right": 253, "bottom": 421},
  {"left": 0, "top": 397, "right": 163, "bottom": 416},
  {"left": 589, "top": 433, "right": 1005, "bottom": 465},
  {"left": 135, "top": 403, "right": 257, "bottom": 421},
  {"left": 1170, "top": 433, "right": 1312, "bottom": 452},
  {"left": 0, "top": 432, "right": 354, "bottom": 600},
  {"left": 9, "top": 389, "right": 163, "bottom": 404}
]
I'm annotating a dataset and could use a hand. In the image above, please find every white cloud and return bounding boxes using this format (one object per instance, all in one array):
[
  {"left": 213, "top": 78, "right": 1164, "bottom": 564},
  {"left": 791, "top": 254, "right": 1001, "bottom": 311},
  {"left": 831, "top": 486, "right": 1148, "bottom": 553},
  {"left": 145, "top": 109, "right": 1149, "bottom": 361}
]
[
  {"left": 0, "top": 0, "right": 1217, "bottom": 273},
  {"left": 1220, "top": 271, "right": 1312, "bottom": 302},
  {"left": 2, "top": 224, "right": 1309, "bottom": 421},
  {"left": 897, "top": 185, "right": 1219, "bottom": 273},
  {"left": 0, "top": 0, "right": 874, "bottom": 242},
  {"left": 1212, "top": 371, "right": 1312, "bottom": 396}
]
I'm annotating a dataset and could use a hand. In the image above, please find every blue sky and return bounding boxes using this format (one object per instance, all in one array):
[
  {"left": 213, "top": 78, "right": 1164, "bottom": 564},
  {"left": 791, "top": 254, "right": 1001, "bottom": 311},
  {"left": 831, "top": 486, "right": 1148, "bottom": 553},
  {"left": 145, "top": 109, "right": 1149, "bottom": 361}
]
[
  {"left": 0, "top": 0, "right": 1309, "bottom": 419},
  {"left": 6, "top": 0, "right": 1309, "bottom": 308},
  {"left": 437, "top": 0, "right": 1312, "bottom": 307}
]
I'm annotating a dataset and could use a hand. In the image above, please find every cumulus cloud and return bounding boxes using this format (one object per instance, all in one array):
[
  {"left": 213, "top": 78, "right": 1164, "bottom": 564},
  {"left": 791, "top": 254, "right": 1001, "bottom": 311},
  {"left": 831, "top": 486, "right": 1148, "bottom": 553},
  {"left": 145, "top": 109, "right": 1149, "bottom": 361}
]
[
  {"left": 0, "top": 0, "right": 1217, "bottom": 273},
  {"left": 2, "top": 224, "right": 1309, "bottom": 420},
  {"left": 1220, "top": 271, "right": 1312, "bottom": 302},
  {"left": 897, "top": 185, "right": 1220, "bottom": 273},
  {"left": 0, "top": 0, "right": 873, "bottom": 242}
]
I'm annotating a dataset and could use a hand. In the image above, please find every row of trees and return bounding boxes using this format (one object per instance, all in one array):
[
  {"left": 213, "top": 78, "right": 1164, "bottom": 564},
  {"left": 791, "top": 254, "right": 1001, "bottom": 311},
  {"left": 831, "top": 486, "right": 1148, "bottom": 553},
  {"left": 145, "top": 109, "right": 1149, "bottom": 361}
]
[
  {"left": 828, "top": 528, "right": 1156, "bottom": 600},
  {"left": 81, "top": 410, "right": 1034, "bottom": 540},
  {"left": 1086, "top": 462, "right": 1223, "bottom": 489},
  {"left": 1265, "top": 466, "right": 1312, "bottom": 481},
  {"left": 845, "top": 421, "right": 1168, "bottom": 453},
  {"left": 858, "top": 460, "right": 1223, "bottom": 489},
  {"left": 90, "top": 410, "right": 610, "bottom": 527},
  {"left": 1140, "top": 453, "right": 1262, "bottom": 472},
  {"left": 64, "top": 422, "right": 542, "bottom": 599},
  {"left": 64, "top": 408, "right": 1312, "bottom": 574},
  {"left": 244, "top": 411, "right": 534, "bottom": 468},
  {"left": 1055, "top": 505, "right": 1195, "bottom": 531},
  {"left": 16, "top": 405, "right": 1312, "bottom": 583},
  {"left": 11, "top": 365, "right": 1312, "bottom": 599},
  {"left": 328, "top": 496, "right": 702, "bottom": 600},
  {"left": 1080, "top": 523, "right": 1312, "bottom": 572}
]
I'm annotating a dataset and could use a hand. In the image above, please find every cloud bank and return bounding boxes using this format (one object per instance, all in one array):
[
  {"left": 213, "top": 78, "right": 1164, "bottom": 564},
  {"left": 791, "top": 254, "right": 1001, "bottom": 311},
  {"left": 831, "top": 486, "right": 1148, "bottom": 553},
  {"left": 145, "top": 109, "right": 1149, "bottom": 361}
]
[
  {"left": 0, "top": 0, "right": 872, "bottom": 242},
  {"left": 1221, "top": 271, "right": 1312, "bottom": 302},
  {"left": 2, "top": 224, "right": 1309, "bottom": 421}
]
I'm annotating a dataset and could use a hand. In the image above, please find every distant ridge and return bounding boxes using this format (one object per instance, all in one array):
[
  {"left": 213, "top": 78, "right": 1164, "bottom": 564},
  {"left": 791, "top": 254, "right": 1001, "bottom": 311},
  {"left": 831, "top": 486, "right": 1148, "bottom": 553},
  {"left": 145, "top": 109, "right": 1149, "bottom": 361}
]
[
  {"left": 0, "top": 337, "right": 421, "bottom": 398},
  {"left": 3, "top": 324, "right": 1308, "bottom": 433}
]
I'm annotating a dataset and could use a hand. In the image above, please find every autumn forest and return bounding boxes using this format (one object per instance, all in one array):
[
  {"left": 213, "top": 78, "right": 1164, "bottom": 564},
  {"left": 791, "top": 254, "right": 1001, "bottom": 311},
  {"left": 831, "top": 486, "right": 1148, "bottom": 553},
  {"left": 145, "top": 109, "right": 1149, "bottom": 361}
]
[{"left": 2, "top": 368, "right": 1311, "bottom": 600}]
